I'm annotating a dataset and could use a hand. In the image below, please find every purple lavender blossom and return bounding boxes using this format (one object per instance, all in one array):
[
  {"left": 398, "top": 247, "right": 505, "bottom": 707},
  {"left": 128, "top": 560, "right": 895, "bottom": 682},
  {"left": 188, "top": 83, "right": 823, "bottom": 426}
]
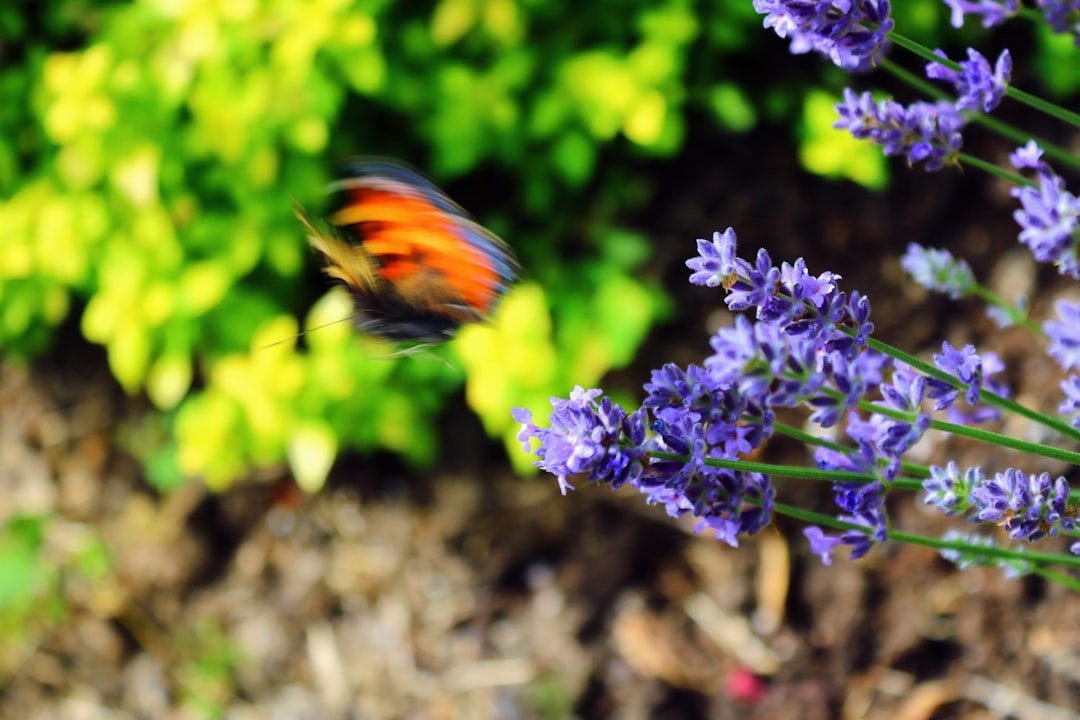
[
  {"left": 834, "top": 87, "right": 879, "bottom": 139},
  {"left": 853, "top": 348, "right": 890, "bottom": 388},
  {"left": 517, "top": 359, "right": 780, "bottom": 548},
  {"left": 687, "top": 228, "right": 749, "bottom": 288},
  {"left": 804, "top": 526, "right": 845, "bottom": 565},
  {"left": 520, "top": 229, "right": 897, "bottom": 553},
  {"left": 923, "top": 460, "right": 983, "bottom": 514},
  {"left": 878, "top": 414, "right": 932, "bottom": 479},
  {"left": 693, "top": 231, "right": 905, "bottom": 492},
  {"left": 643, "top": 380, "right": 778, "bottom": 548},
  {"left": 847, "top": 361, "right": 937, "bottom": 480},
  {"left": 879, "top": 362, "right": 928, "bottom": 413},
  {"left": 1036, "top": 0, "right": 1080, "bottom": 41},
  {"left": 900, "top": 243, "right": 975, "bottom": 299},
  {"left": 780, "top": 258, "right": 841, "bottom": 309},
  {"left": 946, "top": 351, "right": 1007, "bottom": 425},
  {"left": 1058, "top": 375, "right": 1080, "bottom": 428},
  {"left": 648, "top": 412, "right": 712, "bottom": 486},
  {"left": 642, "top": 362, "right": 742, "bottom": 434},
  {"left": 706, "top": 229, "right": 874, "bottom": 360},
  {"left": 934, "top": 341, "right": 983, "bottom": 404},
  {"left": 725, "top": 248, "right": 782, "bottom": 314},
  {"left": 702, "top": 313, "right": 854, "bottom": 429},
  {"left": 512, "top": 388, "right": 647, "bottom": 495},
  {"left": 899, "top": 244, "right": 1012, "bottom": 415},
  {"left": 835, "top": 90, "right": 965, "bottom": 171},
  {"left": 835, "top": 482, "right": 889, "bottom": 558},
  {"left": 1009, "top": 148, "right": 1080, "bottom": 279},
  {"left": 926, "top": 48, "right": 1011, "bottom": 113},
  {"left": 1045, "top": 299, "right": 1080, "bottom": 371},
  {"left": 517, "top": 221, "right": 1080, "bottom": 579},
  {"left": 969, "top": 468, "right": 1077, "bottom": 543},
  {"left": 639, "top": 416, "right": 777, "bottom": 546},
  {"left": 1009, "top": 140, "right": 1043, "bottom": 170},
  {"left": 705, "top": 316, "right": 786, "bottom": 400},
  {"left": 811, "top": 444, "right": 890, "bottom": 558},
  {"left": 690, "top": 470, "right": 776, "bottom": 545},
  {"left": 753, "top": 0, "right": 894, "bottom": 71},
  {"left": 812, "top": 353, "right": 866, "bottom": 427},
  {"left": 840, "top": 291, "right": 875, "bottom": 354},
  {"left": 814, "top": 443, "right": 877, "bottom": 476},
  {"left": 646, "top": 367, "right": 772, "bottom": 464},
  {"left": 985, "top": 296, "right": 1029, "bottom": 329},
  {"left": 940, "top": 0, "right": 1019, "bottom": 29}
]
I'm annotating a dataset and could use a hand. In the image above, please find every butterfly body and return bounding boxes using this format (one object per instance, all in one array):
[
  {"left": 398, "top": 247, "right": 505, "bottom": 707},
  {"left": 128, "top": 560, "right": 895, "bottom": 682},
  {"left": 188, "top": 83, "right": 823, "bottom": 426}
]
[{"left": 297, "top": 159, "right": 517, "bottom": 343}]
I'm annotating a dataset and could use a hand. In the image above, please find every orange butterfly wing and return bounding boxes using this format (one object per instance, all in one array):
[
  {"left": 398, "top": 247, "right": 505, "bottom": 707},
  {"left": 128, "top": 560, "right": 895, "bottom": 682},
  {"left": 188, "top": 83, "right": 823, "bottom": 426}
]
[{"left": 299, "top": 160, "right": 518, "bottom": 342}]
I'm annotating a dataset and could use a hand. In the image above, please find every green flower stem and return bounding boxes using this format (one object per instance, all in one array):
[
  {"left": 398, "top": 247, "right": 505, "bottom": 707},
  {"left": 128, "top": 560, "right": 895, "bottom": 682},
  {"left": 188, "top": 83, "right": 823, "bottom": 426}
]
[
  {"left": 886, "top": 527, "right": 1080, "bottom": 570},
  {"left": 651, "top": 450, "right": 867, "bottom": 483},
  {"left": 771, "top": 420, "right": 929, "bottom": 479},
  {"left": 1017, "top": 7, "right": 1046, "bottom": 23},
  {"left": 880, "top": 57, "right": 943, "bottom": 97},
  {"left": 968, "top": 284, "right": 1041, "bottom": 334},
  {"left": 646, "top": 453, "right": 1080, "bottom": 579},
  {"left": 886, "top": 31, "right": 1080, "bottom": 128},
  {"left": 1008, "top": 86, "right": 1080, "bottom": 128},
  {"left": 795, "top": 367, "right": 1080, "bottom": 466},
  {"left": 767, "top": 291, "right": 1079, "bottom": 444},
  {"left": 865, "top": 336, "right": 1080, "bottom": 444},
  {"left": 958, "top": 152, "right": 1032, "bottom": 186},
  {"left": 771, "top": 420, "right": 849, "bottom": 453},
  {"left": 771, "top": 500, "right": 1080, "bottom": 571},
  {"left": 684, "top": 467, "right": 1078, "bottom": 570},
  {"left": 881, "top": 59, "right": 1080, "bottom": 171},
  {"left": 1033, "top": 566, "right": 1080, "bottom": 591},
  {"left": 858, "top": 397, "right": 1080, "bottom": 465},
  {"left": 650, "top": 450, "right": 924, "bottom": 492},
  {"left": 972, "top": 113, "right": 1080, "bottom": 172},
  {"left": 772, "top": 419, "right": 1080, "bottom": 504}
]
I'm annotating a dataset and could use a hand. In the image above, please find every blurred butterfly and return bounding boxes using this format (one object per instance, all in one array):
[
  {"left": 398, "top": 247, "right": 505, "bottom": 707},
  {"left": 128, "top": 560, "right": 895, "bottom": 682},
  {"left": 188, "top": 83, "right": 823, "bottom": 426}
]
[{"left": 295, "top": 158, "right": 518, "bottom": 344}]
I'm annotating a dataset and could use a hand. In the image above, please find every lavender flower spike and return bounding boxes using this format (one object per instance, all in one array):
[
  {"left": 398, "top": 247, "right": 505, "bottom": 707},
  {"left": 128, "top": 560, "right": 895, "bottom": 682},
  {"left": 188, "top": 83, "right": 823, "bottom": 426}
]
[
  {"left": 1009, "top": 140, "right": 1043, "bottom": 170},
  {"left": 835, "top": 90, "right": 965, "bottom": 172},
  {"left": 512, "top": 388, "right": 647, "bottom": 495},
  {"left": 926, "top": 48, "right": 1012, "bottom": 113},
  {"left": 1009, "top": 147, "right": 1080, "bottom": 279},
  {"left": 753, "top": 0, "right": 895, "bottom": 71},
  {"left": 687, "top": 228, "right": 749, "bottom": 288},
  {"left": 940, "top": 0, "right": 1019, "bottom": 29},
  {"left": 804, "top": 526, "right": 845, "bottom": 565},
  {"left": 934, "top": 341, "right": 983, "bottom": 404},
  {"left": 1036, "top": 0, "right": 1080, "bottom": 41},
  {"left": 923, "top": 461, "right": 983, "bottom": 515},
  {"left": 969, "top": 469, "right": 1077, "bottom": 543},
  {"left": 900, "top": 243, "right": 975, "bottom": 299},
  {"left": 1059, "top": 375, "right": 1080, "bottom": 428},
  {"left": 1045, "top": 300, "right": 1080, "bottom": 371}
]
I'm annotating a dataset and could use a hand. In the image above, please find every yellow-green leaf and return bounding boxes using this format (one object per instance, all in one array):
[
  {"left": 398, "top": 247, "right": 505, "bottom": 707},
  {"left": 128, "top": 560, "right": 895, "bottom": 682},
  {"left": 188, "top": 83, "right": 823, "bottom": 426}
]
[{"left": 288, "top": 421, "right": 337, "bottom": 493}]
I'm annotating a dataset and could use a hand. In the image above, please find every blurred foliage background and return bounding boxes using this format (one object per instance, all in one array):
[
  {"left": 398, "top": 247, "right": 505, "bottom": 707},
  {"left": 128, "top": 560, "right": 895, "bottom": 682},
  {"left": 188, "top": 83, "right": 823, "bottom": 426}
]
[
  {"left": 3, "top": 0, "right": 1076, "bottom": 511},
  {"left": 1, "top": 0, "right": 1077, "bottom": 713},
  {"left": 0, "top": 0, "right": 917, "bottom": 491}
]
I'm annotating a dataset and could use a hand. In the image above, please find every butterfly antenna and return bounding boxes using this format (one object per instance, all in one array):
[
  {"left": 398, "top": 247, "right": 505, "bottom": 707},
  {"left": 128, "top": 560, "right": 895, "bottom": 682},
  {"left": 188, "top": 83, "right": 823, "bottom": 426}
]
[
  {"left": 369, "top": 343, "right": 459, "bottom": 372},
  {"left": 255, "top": 315, "right": 356, "bottom": 351}
]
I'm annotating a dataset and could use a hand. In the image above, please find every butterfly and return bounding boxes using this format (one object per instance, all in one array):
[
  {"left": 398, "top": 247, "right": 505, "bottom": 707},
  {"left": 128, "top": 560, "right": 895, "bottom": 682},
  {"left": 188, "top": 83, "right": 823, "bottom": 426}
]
[{"left": 295, "top": 159, "right": 518, "bottom": 344}]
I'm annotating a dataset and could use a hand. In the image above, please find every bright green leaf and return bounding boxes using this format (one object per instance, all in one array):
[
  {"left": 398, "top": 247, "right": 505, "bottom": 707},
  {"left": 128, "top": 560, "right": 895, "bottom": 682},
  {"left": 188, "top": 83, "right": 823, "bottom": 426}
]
[
  {"left": 288, "top": 421, "right": 338, "bottom": 493},
  {"left": 799, "top": 90, "right": 887, "bottom": 189}
]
